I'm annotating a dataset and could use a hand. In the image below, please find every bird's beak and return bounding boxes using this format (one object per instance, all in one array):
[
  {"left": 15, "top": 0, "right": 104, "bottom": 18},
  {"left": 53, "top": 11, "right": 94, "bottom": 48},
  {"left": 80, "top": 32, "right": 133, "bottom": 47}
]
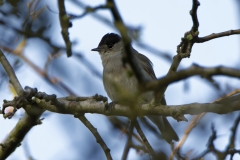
[{"left": 91, "top": 47, "right": 103, "bottom": 52}]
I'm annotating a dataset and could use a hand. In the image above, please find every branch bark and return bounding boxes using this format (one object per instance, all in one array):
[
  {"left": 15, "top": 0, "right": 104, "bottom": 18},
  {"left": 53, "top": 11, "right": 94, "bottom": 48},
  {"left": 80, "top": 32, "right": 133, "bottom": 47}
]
[
  {"left": 77, "top": 114, "right": 112, "bottom": 160},
  {"left": 0, "top": 51, "right": 43, "bottom": 159},
  {"left": 107, "top": 0, "right": 147, "bottom": 83},
  {"left": 32, "top": 94, "right": 240, "bottom": 118},
  {"left": 145, "top": 65, "right": 240, "bottom": 91},
  {"left": 58, "top": 0, "right": 72, "bottom": 57},
  {"left": 196, "top": 29, "right": 240, "bottom": 43}
]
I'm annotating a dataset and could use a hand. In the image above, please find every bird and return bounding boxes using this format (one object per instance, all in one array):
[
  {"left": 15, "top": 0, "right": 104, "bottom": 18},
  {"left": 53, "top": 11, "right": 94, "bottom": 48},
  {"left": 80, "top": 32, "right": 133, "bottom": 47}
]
[{"left": 91, "top": 33, "right": 179, "bottom": 143}]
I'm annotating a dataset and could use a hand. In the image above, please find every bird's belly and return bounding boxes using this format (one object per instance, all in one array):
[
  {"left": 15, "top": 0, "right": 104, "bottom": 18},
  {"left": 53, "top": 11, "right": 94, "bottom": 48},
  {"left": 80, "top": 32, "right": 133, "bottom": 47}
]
[{"left": 103, "top": 71, "right": 138, "bottom": 103}]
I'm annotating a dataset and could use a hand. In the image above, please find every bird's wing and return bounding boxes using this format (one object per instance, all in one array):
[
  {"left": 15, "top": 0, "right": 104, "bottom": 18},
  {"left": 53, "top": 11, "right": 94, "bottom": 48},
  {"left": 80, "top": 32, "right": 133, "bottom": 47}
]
[{"left": 135, "top": 52, "right": 157, "bottom": 80}]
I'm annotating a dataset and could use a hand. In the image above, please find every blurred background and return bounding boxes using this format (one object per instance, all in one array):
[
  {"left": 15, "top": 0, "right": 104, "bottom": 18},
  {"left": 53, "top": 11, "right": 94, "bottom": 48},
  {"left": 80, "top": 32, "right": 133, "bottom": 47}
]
[{"left": 0, "top": 0, "right": 240, "bottom": 159}]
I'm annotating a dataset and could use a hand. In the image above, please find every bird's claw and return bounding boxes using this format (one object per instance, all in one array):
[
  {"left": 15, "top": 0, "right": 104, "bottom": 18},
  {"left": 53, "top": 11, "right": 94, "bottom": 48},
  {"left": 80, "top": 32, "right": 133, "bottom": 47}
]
[{"left": 105, "top": 101, "right": 118, "bottom": 112}]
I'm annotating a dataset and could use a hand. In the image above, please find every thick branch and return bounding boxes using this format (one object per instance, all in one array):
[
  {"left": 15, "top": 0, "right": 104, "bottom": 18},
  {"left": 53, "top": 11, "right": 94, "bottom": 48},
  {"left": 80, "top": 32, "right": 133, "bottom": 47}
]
[
  {"left": 0, "top": 114, "right": 41, "bottom": 159},
  {"left": 33, "top": 94, "right": 240, "bottom": 117}
]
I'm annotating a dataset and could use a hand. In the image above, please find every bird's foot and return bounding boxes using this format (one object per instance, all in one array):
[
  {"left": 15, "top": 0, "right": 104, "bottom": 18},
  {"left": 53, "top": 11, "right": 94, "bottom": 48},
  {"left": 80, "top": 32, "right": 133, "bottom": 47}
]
[{"left": 105, "top": 101, "right": 118, "bottom": 113}]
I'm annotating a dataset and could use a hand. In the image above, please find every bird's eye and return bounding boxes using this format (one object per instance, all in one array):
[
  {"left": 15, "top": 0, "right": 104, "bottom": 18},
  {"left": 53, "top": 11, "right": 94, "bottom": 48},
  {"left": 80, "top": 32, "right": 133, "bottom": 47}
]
[{"left": 107, "top": 44, "right": 113, "bottom": 48}]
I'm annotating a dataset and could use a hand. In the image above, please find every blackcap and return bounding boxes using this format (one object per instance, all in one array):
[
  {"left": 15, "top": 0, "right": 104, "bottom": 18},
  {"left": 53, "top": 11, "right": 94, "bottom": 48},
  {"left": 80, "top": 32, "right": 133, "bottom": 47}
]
[{"left": 92, "top": 33, "right": 179, "bottom": 143}]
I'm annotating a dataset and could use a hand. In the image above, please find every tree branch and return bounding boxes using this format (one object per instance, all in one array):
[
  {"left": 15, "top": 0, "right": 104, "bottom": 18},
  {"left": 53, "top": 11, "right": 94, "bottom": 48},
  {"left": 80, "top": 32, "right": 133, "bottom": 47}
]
[
  {"left": 190, "top": 0, "right": 200, "bottom": 32},
  {"left": 0, "top": 114, "right": 42, "bottom": 159},
  {"left": 0, "top": 45, "right": 77, "bottom": 95},
  {"left": 71, "top": 0, "right": 173, "bottom": 63},
  {"left": 0, "top": 50, "right": 23, "bottom": 95},
  {"left": 193, "top": 115, "right": 240, "bottom": 160},
  {"left": 27, "top": 93, "right": 240, "bottom": 118},
  {"left": 58, "top": 0, "right": 72, "bottom": 57},
  {"left": 121, "top": 119, "right": 135, "bottom": 160},
  {"left": 135, "top": 119, "right": 156, "bottom": 157},
  {"left": 170, "top": 89, "right": 240, "bottom": 159},
  {"left": 196, "top": 29, "right": 240, "bottom": 43},
  {"left": 77, "top": 114, "right": 112, "bottom": 160},
  {"left": 154, "top": 0, "right": 200, "bottom": 102},
  {"left": 69, "top": 4, "right": 109, "bottom": 19},
  {"left": 177, "top": 0, "right": 200, "bottom": 58},
  {"left": 145, "top": 65, "right": 240, "bottom": 91},
  {"left": 107, "top": 0, "right": 146, "bottom": 83},
  {"left": 0, "top": 51, "right": 43, "bottom": 159},
  {"left": 170, "top": 113, "right": 205, "bottom": 160}
]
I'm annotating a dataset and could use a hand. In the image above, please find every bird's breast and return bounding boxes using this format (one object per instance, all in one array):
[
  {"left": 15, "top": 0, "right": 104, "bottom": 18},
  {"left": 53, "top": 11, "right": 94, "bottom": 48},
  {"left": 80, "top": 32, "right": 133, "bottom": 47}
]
[{"left": 103, "top": 62, "right": 138, "bottom": 102}]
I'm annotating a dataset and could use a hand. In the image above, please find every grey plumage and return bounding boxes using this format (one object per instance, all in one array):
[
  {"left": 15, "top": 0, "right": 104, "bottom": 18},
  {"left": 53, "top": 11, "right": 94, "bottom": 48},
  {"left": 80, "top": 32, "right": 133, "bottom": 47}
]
[{"left": 92, "top": 33, "right": 179, "bottom": 143}]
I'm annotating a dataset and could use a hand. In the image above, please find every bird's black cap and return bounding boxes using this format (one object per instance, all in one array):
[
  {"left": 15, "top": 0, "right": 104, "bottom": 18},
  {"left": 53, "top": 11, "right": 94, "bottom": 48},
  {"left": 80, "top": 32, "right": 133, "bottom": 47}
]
[{"left": 98, "top": 33, "right": 121, "bottom": 47}]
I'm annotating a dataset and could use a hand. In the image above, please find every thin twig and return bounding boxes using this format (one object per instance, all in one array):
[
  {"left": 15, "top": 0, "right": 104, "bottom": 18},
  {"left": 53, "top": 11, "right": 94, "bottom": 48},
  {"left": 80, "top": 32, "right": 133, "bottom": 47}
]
[
  {"left": 196, "top": 29, "right": 240, "bottom": 43},
  {"left": 128, "top": 143, "right": 148, "bottom": 153},
  {"left": 135, "top": 119, "right": 156, "bottom": 157},
  {"left": 70, "top": 0, "right": 173, "bottom": 62},
  {"left": 0, "top": 45, "right": 77, "bottom": 95},
  {"left": 107, "top": 116, "right": 144, "bottom": 144},
  {"left": 170, "top": 89, "right": 240, "bottom": 160},
  {"left": 224, "top": 113, "right": 240, "bottom": 158},
  {"left": 190, "top": 0, "right": 200, "bottom": 32},
  {"left": 169, "top": 113, "right": 205, "bottom": 160},
  {"left": 107, "top": 0, "right": 146, "bottom": 83},
  {"left": 23, "top": 139, "right": 35, "bottom": 160},
  {"left": 122, "top": 119, "right": 135, "bottom": 160},
  {"left": 69, "top": 5, "right": 109, "bottom": 19},
  {"left": 193, "top": 115, "right": 240, "bottom": 160},
  {"left": 58, "top": 0, "right": 72, "bottom": 57},
  {"left": 178, "top": 0, "right": 200, "bottom": 58},
  {"left": 0, "top": 50, "right": 23, "bottom": 94},
  {"left": 192, "top": 124, "right": 217, "bottom": 160},
  {"left": 77, "top": 114, "right": 112, "bottom": 160}
]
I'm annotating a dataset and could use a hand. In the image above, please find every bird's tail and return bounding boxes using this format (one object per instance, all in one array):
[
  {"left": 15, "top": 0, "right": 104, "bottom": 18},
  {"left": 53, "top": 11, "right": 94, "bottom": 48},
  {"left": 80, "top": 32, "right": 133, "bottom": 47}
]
[{"left": 147, "top": 115, "right": 179, "bottom": 143}]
